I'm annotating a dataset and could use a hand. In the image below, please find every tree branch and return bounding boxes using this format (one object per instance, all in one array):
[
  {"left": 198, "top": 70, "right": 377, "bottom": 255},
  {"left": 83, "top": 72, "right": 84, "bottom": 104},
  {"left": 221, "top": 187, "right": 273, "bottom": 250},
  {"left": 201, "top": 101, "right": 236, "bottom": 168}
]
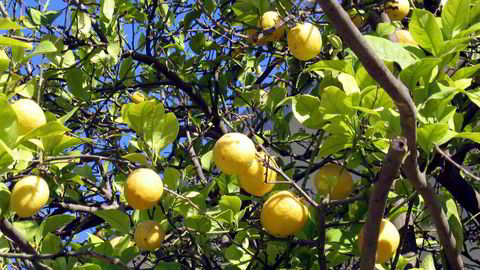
[
  {"left": 360, "top": 138, "right": 407, "bottom": 269},
  {"left": 316, "top": 0, "right": 464, "bottom": 268},
  {"left": 0, "top": 218, "right": 51, "bottom": 270}
]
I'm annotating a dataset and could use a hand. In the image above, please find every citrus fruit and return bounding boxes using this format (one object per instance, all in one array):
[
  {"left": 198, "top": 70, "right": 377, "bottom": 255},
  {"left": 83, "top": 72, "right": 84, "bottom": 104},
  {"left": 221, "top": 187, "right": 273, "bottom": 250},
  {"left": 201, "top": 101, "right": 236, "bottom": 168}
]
[
  {"left": 11, "top": 99, "right": 47, "bottom": 135},
  {"left": 238, "top": 152, "right": 277, "bottom": 197},
  {"left": 124, "top": 168, "right": 164, "bottom": 210},
  {"left": 10, "top": 175, "right": 50, "bottom": 217},
  {"left": 287, "top": 22, "right": 322, "bottom": 61},
  {"left": 385, "top": 0, "right": 410, "bottom": 21},
  {"left": 394, "top": 30, "right": 417, "bottom": 45},
  {"left": 314, "top": 163, "right": 353, "bottom": 200},
  {"left": 134, "top": 220, "right": 166, "bottom": 250},
  {"left": 212, "top": 133, "right": 256, "bottom": 175},
  {"left": 131, "top": 91, "right": 146, "bottom": 104},
  {"left": 260, "top": 191, "right": 309, "bottom": 237},
  {"left": 357, "top": 218, "right": 400, "bottom": 264},
  {"left": 259, "top": 11, "right": 285, "bottom": 43}
]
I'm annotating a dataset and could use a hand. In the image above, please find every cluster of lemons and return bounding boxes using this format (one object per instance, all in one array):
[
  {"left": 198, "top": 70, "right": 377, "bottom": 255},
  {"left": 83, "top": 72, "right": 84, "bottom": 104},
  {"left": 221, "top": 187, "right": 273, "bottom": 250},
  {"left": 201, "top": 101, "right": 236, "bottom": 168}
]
[
  {"left": 213, "top": 132, "right": 400, "bottom": 263},
  {"left": 249, "top": 0, "right": 412, "bottom": 62}
]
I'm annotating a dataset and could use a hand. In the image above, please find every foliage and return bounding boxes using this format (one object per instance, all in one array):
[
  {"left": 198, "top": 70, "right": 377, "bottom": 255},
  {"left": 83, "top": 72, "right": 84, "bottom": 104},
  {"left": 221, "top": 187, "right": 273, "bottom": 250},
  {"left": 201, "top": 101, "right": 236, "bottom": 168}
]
[{"left": 0, "top": 0, "right": 479, "bottom": 269}]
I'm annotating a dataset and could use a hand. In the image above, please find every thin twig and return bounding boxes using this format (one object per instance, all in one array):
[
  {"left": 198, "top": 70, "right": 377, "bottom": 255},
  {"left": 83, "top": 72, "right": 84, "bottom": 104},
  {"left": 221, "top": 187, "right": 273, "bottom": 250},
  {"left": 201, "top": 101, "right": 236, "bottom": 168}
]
[{"left": 435, "top": 144, "right": 480, "bottom": 182}]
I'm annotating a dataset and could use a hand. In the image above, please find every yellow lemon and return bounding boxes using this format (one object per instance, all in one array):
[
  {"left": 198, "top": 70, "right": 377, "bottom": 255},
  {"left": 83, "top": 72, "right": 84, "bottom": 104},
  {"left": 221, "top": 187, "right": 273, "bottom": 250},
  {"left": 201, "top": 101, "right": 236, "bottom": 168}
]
[
  {"left": 314, "top": 163, "right": 353, "bottom": 200},
  {"left": 124, "top": 168, "right": 164, "bottom": 210},
  {"left": 394, "top": 30, "right": 417, "bottom": 45},
  {"left": 131, "top": 91, "right": 146, "bottom": 104},
  {"left": 11, "top": 99, "right": 47, "bottom": 135},
  {"left": 10, "top": 176, "right": 49, "bottom": 217},
  {"left": 385, "top": 0, "right": 410, "bottom": 21},
  {"left": 260, "top": 191, "right": 309, "bottom": 237},
  {"left": 357, "top": 218, "right": 400, "bottom": 264},
  {"left": 238, "top": 152, "right": 277, "bottom": 197},
  {"left": 134, "top": 220, "right": 165, "bottom": 251},
  {"left": 212, "top": 133, "right": 256, "bottom": 175},
  {"left": 259, "top": 11, "right": 285, "bottom": 43},
  {"left": 287, "top": 22, "right": 322, "bottom": 61}
]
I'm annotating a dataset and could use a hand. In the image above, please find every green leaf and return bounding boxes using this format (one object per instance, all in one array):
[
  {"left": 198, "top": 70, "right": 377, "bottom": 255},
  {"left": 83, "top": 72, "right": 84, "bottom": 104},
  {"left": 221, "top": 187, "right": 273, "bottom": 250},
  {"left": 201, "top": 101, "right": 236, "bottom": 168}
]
[
  {"left": 65, "top": 68, "right": 89, "bottom": 101},
  {"left": 318, "top": 134, "right": 352, "bottom": 158},
  {"left": 0, "top": 18, "right": 24, "bottom": 30},
  {"left": 417, "top": 123, "right": 451, "bottom": 153},
  {"left": 121, "top": 153, "right": 149, "bottom": 166},
  {"left": 18, "top": 121, "right": 70, "bottom": 145},
  {"left": 455, "top": 132, "right": 480, "bottom": 143},
  {"left": 421, "top": 253, "right": 436, "bottom": 270},
  {"left": 338, "top": 73, "right": 360, "bottom": 95},
  {"left": 361, "top": 86, "right": 394, "bottom": 109},
  {"left": 73, "top": 264, "right": 102, "bottom": 270},
  {"left": 399, "top": 58, "right": 442, "bottom": 91},
  {"left": 36, "top": 214, "right": 76, "bottom": 244},
  {"left": 231, "top": 0, "right": 259, "bottom": 27},
  {"left": 58, "top": 107, "right": 79, "bottom": 125},
  {"left": 201, "top": 150, "right": 214, "bottom": 171},
  {"left": 94, "top": 209, "right": 131, "bottom": 234},
  {"left": 30, "top": 40, "right": 58, "bottom": 56},
  {"left": 321, "top": 86, "right": 354, "bottom": 116},
  {"left": 164, "top": 167, "right": 180, "bottom": 190},
  {"left": 291, "top": 94, "right": 325, "bottom": 129},
  {"left": 0, "top": 36, "right": 32, "bottom": 49},
  {"left": 28, "top": 9, "right": 62, "bottom": 26},
  {"left": 363, "top": 35, "right": 417, "bottom": 69},
  {"left": 219, "top": 195, "right": 242, "bottom": 215},
  {"left": 409, "top": 9, "right": 444, "bottom": 56},
  {"left": 184, "top": 215, "right": 212, "bottom": 233},
  {"left": 40, "top": 233, "right": 62, "bottom": 254},
  {"left": 306, "top": 60, "right": 354, "bottom": 75},
  {"left": 13, "top": 221, "right": 38, "bottom": 242},
  {"left": 0, "top": 183, "right": 10, "bottom": 217},
  {"left": 441, "top": 0, "right": 470, "bottom": 38},
  {"left": 452, "top": 64, "right": 480, "bottom": 80},
  {"left": 155, "top": 262, "right": 182, "bottom": 270},
  {"left": 101, "top": 0, "right": 115, "bottom": 21},
  {"left": 442, "top": 197, "right": 463, "bottom": 251},
  {"left": 0, "top": 97, "right": 18, "bottom": 146},
  {"left": 121, "top": 101, "right": 179, "bottom": 154}
]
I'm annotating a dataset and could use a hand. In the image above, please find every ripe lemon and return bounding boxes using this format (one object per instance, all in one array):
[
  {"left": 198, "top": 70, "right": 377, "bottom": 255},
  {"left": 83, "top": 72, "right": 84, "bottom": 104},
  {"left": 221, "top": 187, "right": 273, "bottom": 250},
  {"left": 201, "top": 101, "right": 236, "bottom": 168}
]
[
  {"left": 134, "top": 220, "right": 165, "bottom": 251},
  {"left": 357, "top": 218, "right": 400, "bottom": 264},
  {"left": 287, "top": 22, "right": 322, "bottom": 61},
  {"left": 124, "top": 168, "right": 164, "bottom": 210},
  {"left": 11, "top": 99, "right": 47, "bottom": 135},
  {"left": 10, "top": 176, "right": 49, "bottom": 217},
  {"left": 394, "top": 30, "right": 417, "bottom": 45},
  {"left": 314, "top": 163, "right": 353, "bottom": 200},
  {"left": 259, "top": 11, "right": 285, "bottom": 43},
  {"left": 238, "top": 152, "right": 277, "bottom": 197},
  {"left": 260, "top": 191, "right": 309, "bottom": 237},
  {"left": 212, "top": 133, "right": 256, "bottom": 175},
  {"left": 385, "top": 0, "right": 410, "bottom": 21},
  {"left": 131, "top": 91, "right": 145, "bottom": 104}
]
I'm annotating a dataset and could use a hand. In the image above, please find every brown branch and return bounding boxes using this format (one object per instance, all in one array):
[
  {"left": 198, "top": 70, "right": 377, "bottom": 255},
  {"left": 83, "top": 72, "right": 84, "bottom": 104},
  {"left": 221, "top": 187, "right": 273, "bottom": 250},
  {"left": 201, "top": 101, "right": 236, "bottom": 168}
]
[
  {"left": 186, "top": 131, "right": 207, "bottom": 184},
  {"left": 435, "top": 144, "right": 480, "bottom": 182},
  {"left": 360, "top": 138, "right": 407, "bottom": 269},
  {"left": 123, "top": 51, "right": 211, "bottom": 116},
  {"left": 317, "top": 0, "right": 464, "bottom": 268},
  {"left": 316, "top": 201, "right": 327, "bottom": 270},
  {"left": 0, "top": 218, "right": 51, "bottom": 270}
]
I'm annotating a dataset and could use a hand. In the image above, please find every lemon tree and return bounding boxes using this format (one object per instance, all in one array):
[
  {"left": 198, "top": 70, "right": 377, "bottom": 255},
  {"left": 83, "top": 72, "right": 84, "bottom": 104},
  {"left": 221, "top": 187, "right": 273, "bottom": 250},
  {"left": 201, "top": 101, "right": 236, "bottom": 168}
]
[{"left": 0, "top": 0, "right": 477, "bottom": 269}]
